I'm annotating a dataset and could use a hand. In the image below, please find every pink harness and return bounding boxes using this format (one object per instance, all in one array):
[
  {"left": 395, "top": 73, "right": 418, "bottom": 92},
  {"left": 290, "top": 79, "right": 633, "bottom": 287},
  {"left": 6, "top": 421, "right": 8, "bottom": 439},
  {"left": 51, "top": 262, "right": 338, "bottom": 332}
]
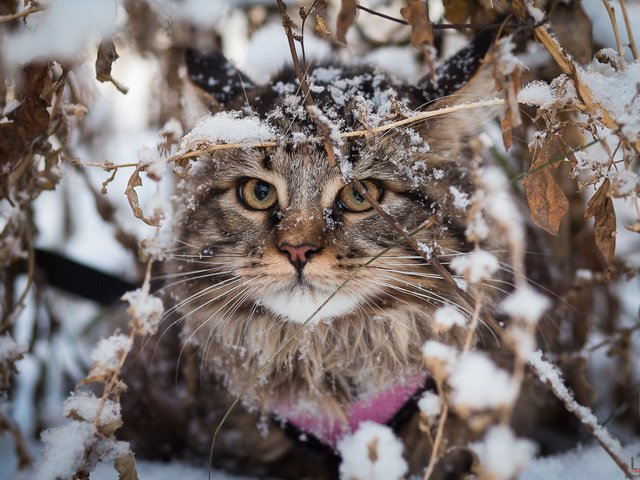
[{"left": 275, "top": 376, "right": 425, "bottom": 449}]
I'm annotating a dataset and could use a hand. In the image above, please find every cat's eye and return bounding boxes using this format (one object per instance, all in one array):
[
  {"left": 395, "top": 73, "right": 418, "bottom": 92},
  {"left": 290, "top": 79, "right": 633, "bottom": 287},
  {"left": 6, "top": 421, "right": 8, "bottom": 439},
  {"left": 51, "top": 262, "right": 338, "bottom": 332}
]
[
  {"left": 337, "top": 180, "right": 382, "bottom": 212},
  {"left": 238, "top": 179, "right": 278, "bottom": 210}
]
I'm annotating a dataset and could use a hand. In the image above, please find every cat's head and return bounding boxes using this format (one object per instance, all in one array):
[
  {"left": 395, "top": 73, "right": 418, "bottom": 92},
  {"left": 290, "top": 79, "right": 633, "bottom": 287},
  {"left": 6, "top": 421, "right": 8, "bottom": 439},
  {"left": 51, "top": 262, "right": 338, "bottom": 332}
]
[{"left": 169, "top": 33, "right": 500, "bottom": 329}]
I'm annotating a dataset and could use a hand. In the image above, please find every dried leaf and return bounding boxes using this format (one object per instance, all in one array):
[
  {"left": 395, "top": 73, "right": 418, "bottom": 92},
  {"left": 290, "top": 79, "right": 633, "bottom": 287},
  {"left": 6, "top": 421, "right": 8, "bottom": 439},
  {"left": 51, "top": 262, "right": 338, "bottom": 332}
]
[
  {"left": 523, "top": 136, "right": 569, "bottom": 236},
  {"left": 314, "top": 15, "right": 331, "bottom": 37},
  {"left": 336, "top": 0, "right": 357, "bottom": 44},
  {"left": 585, "top": 179, "right": 616, "bottom": 265},
  {"left": 401, "top": 0, "right": 434, "bottom": 52},
  {"left": 125, "top": 167, "right": 159, "bottom": 227},
  {"left": 115, "top": 450, "right": 139, "bottom": 480},
  {"left": 367, "top": 437, "right": 379, "bottom": 462},
  {"left": 96, "top": 40, "right": 129, "bottom": 94},
  {"left": 501, "top": 110, "right": 513, "bottom": 151},
  {"left": 443, "top": 0, "right": 473, "bottom": 24}
]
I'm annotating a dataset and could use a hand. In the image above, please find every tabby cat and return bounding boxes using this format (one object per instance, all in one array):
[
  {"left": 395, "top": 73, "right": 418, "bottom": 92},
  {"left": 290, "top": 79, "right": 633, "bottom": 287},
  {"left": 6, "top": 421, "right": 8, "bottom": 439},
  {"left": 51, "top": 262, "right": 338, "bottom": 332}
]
[{"left": 122, "top": 31, "right": 518, "bottom": 479}]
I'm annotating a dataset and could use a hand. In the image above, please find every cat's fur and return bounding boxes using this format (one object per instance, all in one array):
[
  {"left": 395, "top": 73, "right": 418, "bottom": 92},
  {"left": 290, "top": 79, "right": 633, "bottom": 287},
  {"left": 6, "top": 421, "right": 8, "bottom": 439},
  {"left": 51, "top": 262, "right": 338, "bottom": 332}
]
[{"left": 122, "top": 32, "right": 520, "bottom": 478}]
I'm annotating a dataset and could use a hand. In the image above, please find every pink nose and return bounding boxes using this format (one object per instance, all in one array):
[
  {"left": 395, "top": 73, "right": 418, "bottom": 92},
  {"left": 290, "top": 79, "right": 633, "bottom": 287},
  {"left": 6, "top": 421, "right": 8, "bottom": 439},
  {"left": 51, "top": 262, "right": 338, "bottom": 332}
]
[{"left": 278, "top": 243, "right": 320, "bottom": 271}]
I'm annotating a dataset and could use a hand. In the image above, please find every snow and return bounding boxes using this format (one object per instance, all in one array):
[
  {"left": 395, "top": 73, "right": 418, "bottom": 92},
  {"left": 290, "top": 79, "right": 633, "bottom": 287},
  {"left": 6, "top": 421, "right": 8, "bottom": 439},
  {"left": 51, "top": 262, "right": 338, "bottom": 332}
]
[
  {"left": 449, "top": 351, "right": 518, "bottom": 412},
  {"left": 472, "top": 425, "right": 536, "bottom": 480},
  {"left": 63, "top": 391, "right": 121, "bottom": 428},
  {"left": 35, "top": 421, "right": 97, "bottom": 480},
  {"left": 337, "top": 421, "right": 408, "bottom": 480},
  {"left": 89, "top": 334, "right": 132, "bottom": 376},
  {"left": 90, "top": 459, "right": 252, "bottom": 480},
  {"left": 521, "top": 441, "right": 640, "bottom": 480},
  {"left": 450, "top": 250, "right": 500, "bottom": 284},
  {"left": 582, "top": 0, "right": 640, "bottom": 60},
  {"left": 518, "top": 81, "right": 556, "bottom": 109},
  {"left": 433, "top": 305, "right": 467, "bottom": 332},
  {"left": 3, "top": 0, "right": 117, "bottom": 67},
  {"left": 418, "top": 391, "right": 441, "bottom": 418},
  {"left": 0, "top": 333, "right": 25, "bottom": 362},
  {"left": 121, "top": 286, "right": 164, "bottom": 335},
  {"left": 151, "top": 0, "right": 229, "bottom": 28},
  {"left": 500, "top": 286, "right": 551, "bottom": 325},
  {"left": 179, "top": 111, "right": 276, "bottom": 153},
  {"left": 448, "top": 186, "right": 470, "bottom": 211}
]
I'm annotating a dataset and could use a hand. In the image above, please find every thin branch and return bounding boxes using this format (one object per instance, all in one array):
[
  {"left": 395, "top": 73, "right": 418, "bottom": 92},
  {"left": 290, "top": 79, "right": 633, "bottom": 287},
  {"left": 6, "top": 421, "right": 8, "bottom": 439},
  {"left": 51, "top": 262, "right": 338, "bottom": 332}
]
[
  {"left": 0, "top": 4, "right": 44, "bottom": 23},
  {"left": 618, "top": 0, "right": 639, "bottom": 60},
  {"left": 276, "top": 0, "right": 336, "bottom": 166},
  {"left": 601, "top": 0, "right": 626, "bottom": 66},
  {"left": 422, "top": 379, "right": 449, "bottom": 480},
  {"left": 528, "top": 351, "right": 634, "bottom": 479}
]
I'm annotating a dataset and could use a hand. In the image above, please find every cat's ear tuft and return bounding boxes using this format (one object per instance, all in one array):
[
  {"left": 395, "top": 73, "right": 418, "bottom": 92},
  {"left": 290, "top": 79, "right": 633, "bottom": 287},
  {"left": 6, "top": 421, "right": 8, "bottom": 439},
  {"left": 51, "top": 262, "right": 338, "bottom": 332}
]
[
  {"left": 184, "top": 48, "right": 255, "bottom": 105},
  {"left": 419, "top": 29, "right": 497, "bottom": 105}
]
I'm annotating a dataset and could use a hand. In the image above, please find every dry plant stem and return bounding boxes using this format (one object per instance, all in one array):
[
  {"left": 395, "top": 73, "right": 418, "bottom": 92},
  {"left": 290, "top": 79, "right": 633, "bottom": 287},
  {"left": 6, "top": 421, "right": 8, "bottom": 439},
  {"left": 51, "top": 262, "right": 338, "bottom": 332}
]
[
  {"left": 0, "top": 4, "right": 44, "bottom": 22},
  {"left": 276, "top": 0, "right": 336, "bottom": 167},
  {"left": 0, "top": 410, "right": 34, "bottom": 468},
  {"left": 601, "top": 0, "right": 626, "bottom": 64},
  {"left": 462, "top": 287, "right": 484, "bottom": 352},
  {"left": 618, "top": 0, "right": 639, "bottom": 60},
  {"left": 528, "top": 357, "right": 634, "bottom": 479},
  {"left": 422, "top": 379, "right": 449, "bottom": 480}
]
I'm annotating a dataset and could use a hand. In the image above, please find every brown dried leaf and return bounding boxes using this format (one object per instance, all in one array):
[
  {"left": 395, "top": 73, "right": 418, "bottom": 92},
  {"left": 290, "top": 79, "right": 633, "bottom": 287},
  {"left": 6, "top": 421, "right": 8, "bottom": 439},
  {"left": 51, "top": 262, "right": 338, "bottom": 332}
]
[
  {"left": 443, "top": 0, "right": 473, "bottom": 24},
  {"left": 523, "top": 136, "right": 569, "bottom": 236},
  {"left": 336, "top": 0, "right": 357, "bottom": 44},
  {"left": 314, "top": 15, "right": 331, "bottom": 37},
  {"left": 96, "top": 40, "right": 129, "bottom": 94},
  {"left": 367, "top": 437, "right": 379, "bottom": 463},
  {"left": 585, "top": 179, "right": 616, "bottom": 265},
  {"left": 401, "top": 0, "right": 434, "bottom": 52},
  {"left": 115, "top": 450, "right": 139, "bottom": 480},
  {"left": 125, "top": 168, "right": 159, "bottom": 227},
  {"left": 501, "top": 110, "right": 513, "bottom": 151}
]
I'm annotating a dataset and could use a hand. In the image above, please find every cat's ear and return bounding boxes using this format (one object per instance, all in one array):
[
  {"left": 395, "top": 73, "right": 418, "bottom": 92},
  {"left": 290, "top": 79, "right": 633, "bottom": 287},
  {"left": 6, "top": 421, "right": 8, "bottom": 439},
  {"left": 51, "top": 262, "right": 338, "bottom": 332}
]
[
  {"left": 417, "top": 30, "right": 498, "bottom": 143},
  {"left": 182, "top": 48, "right": 256, "bottom": 126}
]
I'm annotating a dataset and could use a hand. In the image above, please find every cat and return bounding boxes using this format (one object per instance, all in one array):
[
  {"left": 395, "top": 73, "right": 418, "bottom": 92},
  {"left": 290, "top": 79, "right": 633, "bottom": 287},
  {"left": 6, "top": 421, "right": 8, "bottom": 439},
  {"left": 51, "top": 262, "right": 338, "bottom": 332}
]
[{"left": 121, "top": 30, "right": 517, "bottom": 479}]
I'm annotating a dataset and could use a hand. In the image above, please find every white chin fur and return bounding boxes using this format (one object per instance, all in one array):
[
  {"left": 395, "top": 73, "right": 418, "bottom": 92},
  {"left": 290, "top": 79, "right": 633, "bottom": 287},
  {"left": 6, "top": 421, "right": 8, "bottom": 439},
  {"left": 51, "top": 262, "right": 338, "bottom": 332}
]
[{"left": 260, "top": 287, "right": 360, "bottom": 323}]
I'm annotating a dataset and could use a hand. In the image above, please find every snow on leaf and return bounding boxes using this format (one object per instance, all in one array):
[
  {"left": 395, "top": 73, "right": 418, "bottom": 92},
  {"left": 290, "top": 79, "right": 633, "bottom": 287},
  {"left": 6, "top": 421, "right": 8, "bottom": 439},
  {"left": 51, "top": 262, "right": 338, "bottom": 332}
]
[
  {"left": 122, "top": 286, "right": 164, "bottom": 336},
  {"left": 433, "top": 305, "right": 466, "bottom": 333},
  {"left": 337, "top": 421, "right": 408, "bottom": 480},
  {"left": 63, "top": 391, "right": 122, "bottom": 435},
  {"left": 89, "top": 334, "right": 132, "bottom": 378},
  {"left": 36, "top": 421, "right": 97, "bottom": 480}
]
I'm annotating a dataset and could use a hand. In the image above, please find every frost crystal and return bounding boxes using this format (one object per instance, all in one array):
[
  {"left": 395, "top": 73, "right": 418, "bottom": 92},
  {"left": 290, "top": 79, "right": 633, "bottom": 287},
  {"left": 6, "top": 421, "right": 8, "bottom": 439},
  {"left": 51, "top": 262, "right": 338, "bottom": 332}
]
[
  {"left": 122, "top": 286, "right": 164, "bottom": 335},
  {"left": 450, "top": 250, "right": 499, "bottom": 283},
  {"left": 449, "top": 351, "right": 518, "bottom": 412},
  {"left": 337, "top": 422, "right": 408, "bottom": 480},
  {"left": 472, "top": 425, "right": 536, "bottom": 480}
]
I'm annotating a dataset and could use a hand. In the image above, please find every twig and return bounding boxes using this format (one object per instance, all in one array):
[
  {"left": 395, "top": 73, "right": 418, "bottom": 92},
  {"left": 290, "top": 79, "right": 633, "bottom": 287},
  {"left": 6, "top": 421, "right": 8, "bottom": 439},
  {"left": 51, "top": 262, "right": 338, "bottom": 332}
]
[
  {"left": 528, "top": 351, "right": 634, "bottom": 479},
  {"left": 422, "top": 379, "right": 449, "bottom": 480},
  {"left": 601, "top": 0, "right": 626, "bottom": 66},
  {"left": 276, "top": 0, "right": 336, "bottom": 166},
  {"left": 462, "top": 287, "right": 484, "bottom": 352},
  {"left": 0, "top": 410, "right": 33, "bottom": 468},
  {"left": 0, "top": 4, "right": 43, "bottom": 23},
  {"left": 618, "top": 0, "right": 639, "bottom": 60}
]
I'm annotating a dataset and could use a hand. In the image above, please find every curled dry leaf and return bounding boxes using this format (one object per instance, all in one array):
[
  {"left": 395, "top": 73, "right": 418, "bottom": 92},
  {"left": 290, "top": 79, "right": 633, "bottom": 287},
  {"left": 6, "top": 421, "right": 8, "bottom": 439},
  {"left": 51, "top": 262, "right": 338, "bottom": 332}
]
[
  {"left": 124, "top": 167, "right": 160, "bottom": 227},
  {"left": 115, "top": 450, "right": 139, "bottom": 480},
  {"left": 522, "top": 135, "right": 569, "bottom": 236},
  {"left": 314, "top": 15, "right": 331, "bottom": 37},
  {"left": 336, "top": 0, "right": 357, "bottom": 44},
  {"left": 400, "top": 0, "right": 434, "bottom": 54},
  {"left": 443, "top": 0, "right": 474, "bottom": 24},
  {"left": 96, "top": 40, "right": 129, "bottom": 95},
  {"left": 585, "top": 178, "right": 616, "bottom": 266}
]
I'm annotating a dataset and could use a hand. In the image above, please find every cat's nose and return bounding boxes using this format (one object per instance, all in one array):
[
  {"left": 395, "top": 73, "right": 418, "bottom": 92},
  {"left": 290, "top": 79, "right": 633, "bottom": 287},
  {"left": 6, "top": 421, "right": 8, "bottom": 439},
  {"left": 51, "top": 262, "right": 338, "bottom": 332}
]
[{"left": 278, "top": 243, "right": 320, "bottom": 271}]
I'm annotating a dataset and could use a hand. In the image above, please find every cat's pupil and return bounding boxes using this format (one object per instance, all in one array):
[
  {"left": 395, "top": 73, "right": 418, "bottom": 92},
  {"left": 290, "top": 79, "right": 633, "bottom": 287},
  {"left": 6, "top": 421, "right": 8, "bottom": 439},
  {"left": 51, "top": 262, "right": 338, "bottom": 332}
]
[
  {"left": 352, "top": 187, "right": 364, "bottom": 203},
  {"left": 254, "top": 182, "right": 270, "bottom": 201}
]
